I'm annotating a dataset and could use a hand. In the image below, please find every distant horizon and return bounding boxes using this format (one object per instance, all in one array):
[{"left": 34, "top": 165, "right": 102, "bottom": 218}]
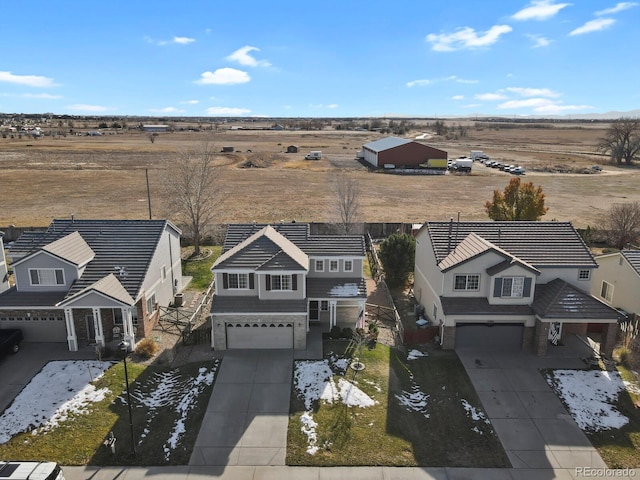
[{"left": 2, "top": 1, "right": 639, "bottom": 118}]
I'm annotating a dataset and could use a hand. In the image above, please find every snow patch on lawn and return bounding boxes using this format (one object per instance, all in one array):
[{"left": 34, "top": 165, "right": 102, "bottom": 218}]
[
  {"left": 395, "top": 385, "right": 430, "bottom": 418},
  {"left": 407, "top": 349, "right": 428, "bottom": 360},
  {"left": 545, "top": 369, "right": 629, "bottom": 432},
  {"left": 461, "top": 398, "right": 491, "bottom": 434},
  {"left": 120, "top": 360, "right": 219, "bottom": 460},
  {"left": 293, "top": 359, "right": 377, "bottom": 455},
  {"left": 0, "top": 360, "right": 113, "bottom": 444}
]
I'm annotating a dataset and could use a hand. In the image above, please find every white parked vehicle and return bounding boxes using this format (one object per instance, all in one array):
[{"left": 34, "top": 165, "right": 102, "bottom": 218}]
[{"left": 305, "top": 151, "right": 322, "bottom": 160}]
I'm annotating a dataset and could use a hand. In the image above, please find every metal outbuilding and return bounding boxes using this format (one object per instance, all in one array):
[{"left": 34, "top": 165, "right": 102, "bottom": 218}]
[{"left": 362, "top": 136, "right": 448, "bottom": 168}]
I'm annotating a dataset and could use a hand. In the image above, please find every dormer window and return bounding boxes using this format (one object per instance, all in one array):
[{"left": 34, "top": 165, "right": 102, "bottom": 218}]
[{"left": 29, "top": 268, "right": 64, "bottom": 286}]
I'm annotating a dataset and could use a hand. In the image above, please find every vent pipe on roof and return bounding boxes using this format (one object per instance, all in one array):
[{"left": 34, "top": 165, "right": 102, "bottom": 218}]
[
  {"left": 456, "top": 211, "right": 461, "bottom": 244},
  {"left": 447, "top": 217, "right": 453, "bottom": 254},
  {"left": 71, "top": 213, "right": 74, "bottom": 224}
]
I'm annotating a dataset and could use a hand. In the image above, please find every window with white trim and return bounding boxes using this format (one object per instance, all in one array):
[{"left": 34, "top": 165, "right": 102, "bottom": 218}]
[
  {"left": 29, "top": 268, "right": 64, "bottom": 286},
  {"left": 578, "top": 269, "right": 590, "bottom": 280},
  {"left": 329, "top": 260, "right": 339, "bottom": 272},
  {"left": 601, "top": 281, "right": 613, "bottom": 303},
  {"left": 454, "top": 274, "right": 480, "bottom": 291},
  {"left": 344, "top": 260, "right": 353, "bottom": 272},
  {"left": 501, "top": 276, "right": 524, "bottom": 298},
  {"left": 228, "top": 273, "right": 249, "bottom": 289},
  {"left": 146, "top": 292, "right": 157, "bottom": 314},
  {"left": 315, "top": 259, "right": 324, "bottom": 272},
  {"left": 271, "top": 274, "right": 292, "bottom": 290}
]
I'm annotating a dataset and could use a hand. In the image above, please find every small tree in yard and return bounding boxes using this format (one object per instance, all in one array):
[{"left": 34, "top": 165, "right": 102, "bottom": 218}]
[
  {"left": 335, "top": 173, "right": 361, "bottom": 234},
  {"left": 485, "top": 177, "right": 548, "bottom": 221},
  {"left": 378, "top": 233, "right": 416, "bottom": 289},
  {"left": 162, "top": 142, "right": 224, "bottom": 256},
  {"left": 600, "top": 201, "right": 640, "bottom": 249}
]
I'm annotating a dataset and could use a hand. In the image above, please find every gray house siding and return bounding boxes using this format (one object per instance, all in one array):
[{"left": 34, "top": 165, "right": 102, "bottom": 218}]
[{"left": 13, "top": 252, "right": 78, "bottom": 293}]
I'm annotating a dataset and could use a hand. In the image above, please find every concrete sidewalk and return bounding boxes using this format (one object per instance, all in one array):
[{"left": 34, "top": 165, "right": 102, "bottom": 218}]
[
  {"left": 189, "top": 350, "right": 293, "bottom": 467},
  {"left": 457, "top": 345, "right": 607, "bottom": 470}
]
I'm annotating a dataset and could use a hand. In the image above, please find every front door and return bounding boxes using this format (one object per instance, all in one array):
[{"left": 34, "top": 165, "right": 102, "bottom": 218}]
[
  {"left": 86, "top": 314, "right": 96, "bottom": 342},
  {"left": 309, "top": 301, "right": 319, "bottom": 321}
]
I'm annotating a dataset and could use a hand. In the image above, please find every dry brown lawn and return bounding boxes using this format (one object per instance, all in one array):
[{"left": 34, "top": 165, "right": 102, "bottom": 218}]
[{"left": 1, "top": 123, "right": 639, "bottom": 228}]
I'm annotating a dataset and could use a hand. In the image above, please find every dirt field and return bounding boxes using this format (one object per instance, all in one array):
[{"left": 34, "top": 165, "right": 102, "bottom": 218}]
[{"left": 1, "top": 121, "right": 639, "bottom": 229}]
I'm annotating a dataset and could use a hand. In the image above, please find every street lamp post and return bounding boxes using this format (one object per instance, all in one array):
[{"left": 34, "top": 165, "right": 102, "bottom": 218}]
[{"left": 119, "top": 341, "right": 136, "bottom": 457}]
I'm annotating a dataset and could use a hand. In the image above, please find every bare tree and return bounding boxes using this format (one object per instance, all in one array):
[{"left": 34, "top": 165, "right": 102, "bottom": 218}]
[
  {"left": 148, "top": 132, "right": 158, "bottom": 143},
  {"left": 598, "top": 118, "right": 640, "bottom": 165},
  {"left": 335, "top": 173, "right": 361, "bottom": 234},
  {"left": 600, "top": 201, "right": 640, "bottom": 249},
  {"left": 163, "top": 143, "right": 224, "bottom": 255}
]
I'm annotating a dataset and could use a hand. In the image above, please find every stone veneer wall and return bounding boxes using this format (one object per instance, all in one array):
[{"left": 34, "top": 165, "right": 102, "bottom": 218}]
[
  {"left": 601, "top": 323, "right": 618, "bottom": 357},
  {"left": 534, "top": 319, "right": 549, "bottom": 356},
  {"left": 441, "top": 326, "right": 456, "bottom": 350},
  {"left": 522, "top": 326, "right": 535, "bottom": 351},
  {"left": 212, "top": 314, "right": 307, "bottom": 350}
]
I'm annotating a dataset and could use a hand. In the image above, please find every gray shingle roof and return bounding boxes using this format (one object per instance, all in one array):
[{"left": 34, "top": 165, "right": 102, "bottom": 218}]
[
  {"left": 211, "top": 296, "right": 307, "bottom": 314},
  {"left": 440, "top": 297, "right": 534, "bottom": 316},
  {"left": 222, "top": 223, "right": 365, "bottom": 257},
  {"left": 306, "top": 278, "right": 367, "bottom": 299},
  {"left": 362, "top": 137, "right": 411, "bottom": 152},
  {"left": 532, "top": 278, "right": 618, "bottom": 320},
  {"left": 0, "top": 288, "right": 67, "bottom": 307},
  {"left": 622, "top": 250, "right": 640, "bottom": 276},
  {"left": 9, "top": 219, "right": 178, "bottom": 303},
  {"left": 424, "top": 221, "right": 596, "bottom": 268}
]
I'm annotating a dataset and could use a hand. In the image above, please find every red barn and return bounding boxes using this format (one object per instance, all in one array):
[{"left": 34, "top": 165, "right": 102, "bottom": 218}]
[{"left": 362, "top": 137, "right": 447, "bottom": 168}]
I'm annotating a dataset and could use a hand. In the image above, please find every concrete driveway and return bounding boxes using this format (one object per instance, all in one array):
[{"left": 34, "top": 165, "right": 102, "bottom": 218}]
[
  {"left": 457, "top": 342, "right": 607, "bottom": 470},
  {"left": 189, "top": 349, "right": 293, "bottom": 467},
  {"left": 0, "top": 342, "right": 95, "bottom": 413}
]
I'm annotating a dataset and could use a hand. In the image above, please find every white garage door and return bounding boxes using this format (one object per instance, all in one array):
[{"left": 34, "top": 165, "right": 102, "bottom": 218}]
[
  {"left": 455, "top": 323, "right": 523, "bottom": 350},
  {"left": 226, "top": 322, "right": 293, "bottom": 349},
  {"left": 0, "top": 316, "right": 67, "bottom": 343}
]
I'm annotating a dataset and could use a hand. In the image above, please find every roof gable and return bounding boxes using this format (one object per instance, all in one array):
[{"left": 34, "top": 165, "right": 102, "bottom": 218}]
[
  {"left": 426, "top": 221, "right": 596, "bottom": 268},
  {"left": 59, "top": 273, "right": 135, "bottom": 307},
  {"left": 42, "top": 231, "right": 95, "bottom": 266},
  {"left": 214, "top": 225, "right": 308, "bottom": 271},
  {"left": 532, "top": 278, "right": 617, "bottom": 320},
  {"left": 622, "top": 250, "right": 640, "bottom": 277}
]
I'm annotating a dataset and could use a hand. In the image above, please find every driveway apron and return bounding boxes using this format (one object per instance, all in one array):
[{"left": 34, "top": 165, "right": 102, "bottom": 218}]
[
  {"left": 457, "top": 348, "right": 608, "bottom": 470},
  {"left": 189, "top": 350, "right": 293, "bottom": 466}
]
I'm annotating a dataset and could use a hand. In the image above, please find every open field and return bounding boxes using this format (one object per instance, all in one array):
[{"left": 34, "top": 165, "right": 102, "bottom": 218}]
[{"left": 1, "top": 121, "right": 639, "bottom": 228}]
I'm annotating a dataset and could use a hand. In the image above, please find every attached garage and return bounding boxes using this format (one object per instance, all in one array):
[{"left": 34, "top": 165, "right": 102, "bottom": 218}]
[
  {"left": 455, "top": 322, "right": 524, "bottom": 350},
  {"left": 0, "top": 315, "right": 67, "bottom": 343},
  {"left": 226, "top": 322, "right": 293, "bottom": 349}
]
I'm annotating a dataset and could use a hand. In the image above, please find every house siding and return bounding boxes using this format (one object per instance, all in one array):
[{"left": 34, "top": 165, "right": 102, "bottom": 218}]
[
  {"left": 307, "top": 258, "right": 363, "bottom": 278},
  {"left": 141, "top": 227, "right": 182, "bottom": 311},
  {"left": 591, "top": 254, "right": 640, "bottom": 314},
  {"left": 13, "top": 253, "right": 78, "bottom": 292}
]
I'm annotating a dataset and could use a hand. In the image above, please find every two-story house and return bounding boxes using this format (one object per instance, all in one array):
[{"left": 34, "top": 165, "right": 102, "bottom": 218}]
[
  {"left": 414, "top": 221, "right": 619, "bottom": 356},
  {"left": 210, "top": 223, "right": 366, "bottom": 350},
  {"left": 591, "top": 250, "right": 640, "bottom": 320},
  {"left": 0, "top": 219, "right": 183, "bottom": 351}
]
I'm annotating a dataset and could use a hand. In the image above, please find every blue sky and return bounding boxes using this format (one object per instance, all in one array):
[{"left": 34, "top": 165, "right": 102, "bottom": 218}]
[{"left": 1, "top": 0, "right": 639, "bottom": 117}]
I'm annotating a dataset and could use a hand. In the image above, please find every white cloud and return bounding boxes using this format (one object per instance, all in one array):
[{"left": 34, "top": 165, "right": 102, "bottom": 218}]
[
  {"left": 173, "top": 36, "right": 195, "bottom": 44},
  {"left": 505, "top": 87, "right": 561, "bottom": 97},
  {"left": 426, "top": 25, "right": 512, "bottom": 51},
  {"left": 407, "top": 79, "right": 431, "bottom": 87},
  {"left": 149, "top": 107, "right": 185, "bottom": 113},
  {"left": 327, "top": 104, "right": 339, "bottom": 109},
  {"left": 476, "top": 93, "right": 508, "bottom": 101},
  {"left": 226, "top": 46, "right": 271, "bottom": 67},
  {"left": 512, "top": 1, "right": 571, "bottom": 21},
  {"left": 195, "top": 68, "right": 250, "bottom": 85},
  {"left": 526, "top": 34, "right": 552, "bottom": 47},
  {"left": 497, "top": 97, "right": 591, "bottom": 113},
  {"left": 569, "top": 18, "right": 616, "bottom": 35},
  {"left": 0, "top": 71, "right": 57, "bottom": 88},
  {"left": 206, "top": 106, "right": 251, "bottom": 115},
  {"left": 67, "top": 104, "right": 112, "bottom": 112},
  {"left": 462, "top": 103, "right": 482, "bottom": 108},
  {"left": 452, "top": 95, "right": 465, "bottom": 100},
  {"left": 596, "top": 2, "right": 638, "bottom": 15},
  {"left": 408, "top": 75, "right": 477, "bottom": 87},
  {"left": 180, "top": 100, "right": 199, "bottom": 105}
]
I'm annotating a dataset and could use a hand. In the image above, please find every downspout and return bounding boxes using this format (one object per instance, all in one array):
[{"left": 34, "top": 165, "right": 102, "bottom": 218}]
[{"left": 168, "top": 231, "right": 176, "bottom": 294}]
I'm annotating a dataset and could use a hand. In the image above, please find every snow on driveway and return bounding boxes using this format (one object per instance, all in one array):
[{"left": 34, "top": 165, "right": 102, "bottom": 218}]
[
  {"left": 545, "top": 369, "right": 630, "bottom": 432},
  {"left": 0, "top": 360, "right": 113, "bottom": 444}
]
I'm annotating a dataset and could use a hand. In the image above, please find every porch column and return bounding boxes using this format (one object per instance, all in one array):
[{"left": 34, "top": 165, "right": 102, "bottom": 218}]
[
  {"left": 92, "top": 307, "right": 105, "bottom": 347},
  {"left": 64, "top": 308, "right": 78, "bottom": 352},
  {"left": 122, "top": 307, "right": 135, "bottom": 348},
  {"left": 330, "top": 301, "right": 337, "bottom": 328},
  {"left": 358, "top": 301, "right": 365, "bottom": 329}
]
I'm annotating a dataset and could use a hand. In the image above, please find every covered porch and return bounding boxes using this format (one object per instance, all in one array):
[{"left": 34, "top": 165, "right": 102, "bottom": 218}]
[{"left": 306, "top": 277, "right": 367, "bottom": 332}]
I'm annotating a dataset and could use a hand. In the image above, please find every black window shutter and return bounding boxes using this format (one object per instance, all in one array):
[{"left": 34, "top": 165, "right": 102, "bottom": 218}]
[
  {"left": 249, "top": 273, "right": 255, "bottom": 289},
  {"left": 223, "top": 273, "right": 228, "bottom": 289},
  {"left": 493, "top": 278, "right": 502, "bottom": 297},
  {"left": 523, "top": 277, "right": 532, "bottom": 297},
  {"left": 292, "top": 274, "right": 298, "bottom": 290},
  {"left": 266, "top": 274, "right": 271, "bottom": 291}
]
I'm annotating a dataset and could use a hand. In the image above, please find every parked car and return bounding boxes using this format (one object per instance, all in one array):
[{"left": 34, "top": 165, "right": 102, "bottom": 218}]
[
  {"left": 0, "top": 328, "right": 23, "bottom": 355},
  {"left": 511, "top": 166, "right": 526, "bottom": 175},
  {"left": 591, "top": 165, "right": 602, "bottom": 171},
  {"left": 0, "top": 461, "right": 64, "bottom": 480}
]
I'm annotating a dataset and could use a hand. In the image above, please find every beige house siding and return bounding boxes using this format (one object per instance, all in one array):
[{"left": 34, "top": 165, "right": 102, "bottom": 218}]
[{"left": 592, "top": 254, "right": 640, "bottom": 314}]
